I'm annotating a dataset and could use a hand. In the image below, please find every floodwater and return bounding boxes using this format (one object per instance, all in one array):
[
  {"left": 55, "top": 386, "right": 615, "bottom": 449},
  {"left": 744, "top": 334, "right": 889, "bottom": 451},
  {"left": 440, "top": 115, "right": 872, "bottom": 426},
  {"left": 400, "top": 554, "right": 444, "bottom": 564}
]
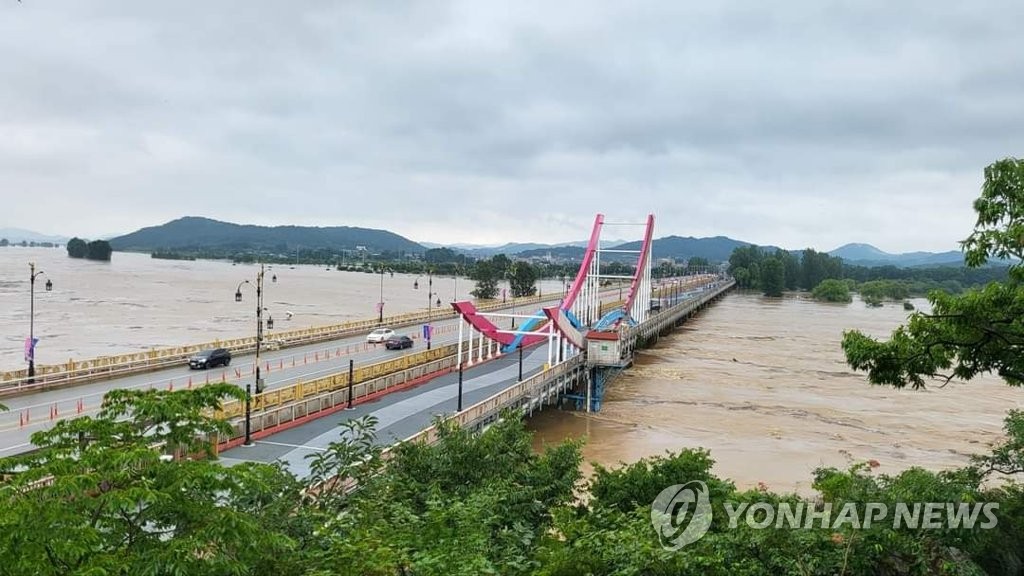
[
  {"left": 529, "top": 292, "right": 1023, "bottom": 494},
  {"left": 0, "top": 247, "right": 565, "bottom": 370}
]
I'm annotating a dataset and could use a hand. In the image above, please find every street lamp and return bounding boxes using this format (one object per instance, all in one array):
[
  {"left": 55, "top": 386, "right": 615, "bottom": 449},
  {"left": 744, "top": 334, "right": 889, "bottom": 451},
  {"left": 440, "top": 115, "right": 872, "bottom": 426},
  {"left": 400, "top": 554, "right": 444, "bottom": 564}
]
[
  {"left": 504, "top": 263, "right": 518, "bottom": 329},
  {"left": 27, "top": 262, "right": 52, "bottom": 383},
  {"left": 377, "top": 265, "right": 393, "bottom": 324},
  {"left": 453, "top": 263, "right": 464, "bottom": 302},
  {"left": 235, "top": 263, "right": 268, "bottom": 447},
  {"left": 426, "top": 268, "right": 435, "bottom": 350}
]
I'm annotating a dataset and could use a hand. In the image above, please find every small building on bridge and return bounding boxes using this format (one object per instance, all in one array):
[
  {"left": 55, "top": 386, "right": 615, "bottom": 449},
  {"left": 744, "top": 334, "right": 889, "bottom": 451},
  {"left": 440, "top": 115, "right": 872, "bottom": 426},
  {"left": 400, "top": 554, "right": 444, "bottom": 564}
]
[{"left": 586, "top": 330, "right": 629, "bottom": 368}]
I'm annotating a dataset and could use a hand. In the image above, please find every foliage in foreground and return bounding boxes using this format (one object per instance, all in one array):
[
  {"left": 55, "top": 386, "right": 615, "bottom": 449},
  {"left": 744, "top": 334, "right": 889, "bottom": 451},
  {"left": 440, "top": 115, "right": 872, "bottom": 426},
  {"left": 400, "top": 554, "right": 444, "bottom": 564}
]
[{"left": 1, "top": 383, "right": 1023, "bottom": 575}]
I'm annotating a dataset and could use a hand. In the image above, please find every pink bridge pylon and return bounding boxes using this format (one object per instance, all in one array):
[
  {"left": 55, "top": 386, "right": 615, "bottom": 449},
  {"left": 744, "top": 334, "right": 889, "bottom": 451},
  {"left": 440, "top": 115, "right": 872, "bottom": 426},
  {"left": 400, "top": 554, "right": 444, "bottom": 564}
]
[{"left": 451, "top": 213, "right": 655, "bottom": 361}]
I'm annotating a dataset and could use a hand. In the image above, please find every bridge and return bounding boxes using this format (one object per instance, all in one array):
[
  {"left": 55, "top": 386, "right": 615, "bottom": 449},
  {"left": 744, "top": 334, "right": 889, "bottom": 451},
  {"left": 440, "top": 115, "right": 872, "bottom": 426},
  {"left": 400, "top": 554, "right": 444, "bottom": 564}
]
[
  {"left": 216, "top": 214, "right": 735, "bottom": 476},
  {"left": 0, "top": 214, "right": 735, "bottom": 471}
]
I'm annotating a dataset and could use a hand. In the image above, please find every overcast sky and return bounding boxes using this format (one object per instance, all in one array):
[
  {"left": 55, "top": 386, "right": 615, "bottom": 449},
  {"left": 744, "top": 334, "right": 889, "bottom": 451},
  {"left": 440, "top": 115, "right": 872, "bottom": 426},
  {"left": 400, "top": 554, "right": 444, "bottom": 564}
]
[{"left": 2, "top": 2, "right": 1021, "bottom": 252}]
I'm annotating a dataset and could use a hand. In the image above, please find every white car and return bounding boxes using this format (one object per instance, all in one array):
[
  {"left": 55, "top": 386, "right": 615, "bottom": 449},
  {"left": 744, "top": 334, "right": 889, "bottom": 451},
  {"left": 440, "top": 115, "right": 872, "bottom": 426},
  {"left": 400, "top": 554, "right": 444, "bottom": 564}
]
[{"left": 366, "top": 328, "right": 395, "bottom": 343}]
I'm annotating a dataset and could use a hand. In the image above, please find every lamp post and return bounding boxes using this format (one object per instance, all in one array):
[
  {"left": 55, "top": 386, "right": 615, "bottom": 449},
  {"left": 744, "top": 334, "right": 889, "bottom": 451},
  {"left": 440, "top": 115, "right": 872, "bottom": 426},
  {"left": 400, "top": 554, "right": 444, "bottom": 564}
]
[
  {"left": 453, "top": 263, "right": 463, "bottom": 302},
  {"left": 235, "top": 263, "right": 267, "bottom": 447},
  {"left": 505, "top": 263, "right": 518, "bottom": 329},
  {"left": 457, "top": 362, "right": 464, "bottom": 411},
  {"left": 426, "top": 268, "right": 434, "bottom": 350},
  {"left": 377, "top": 265, "right": 393, "bottom": 325},
  {"left": 27, "top": 262, "right": 52, "bottom": 383},
  {"left": 518, "top": 343, "right": 523, "bottom": 382}
]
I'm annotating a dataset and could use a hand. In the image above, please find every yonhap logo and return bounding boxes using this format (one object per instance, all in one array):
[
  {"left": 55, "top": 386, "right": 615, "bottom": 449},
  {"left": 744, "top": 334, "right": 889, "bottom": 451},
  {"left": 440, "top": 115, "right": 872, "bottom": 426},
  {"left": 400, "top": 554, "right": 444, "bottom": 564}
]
[
  {"left": 650, "top": 481, "right": 713, "bottom": 550},
  {"left": 650, "top": 480, "right": 1000, "bottom": 553}
]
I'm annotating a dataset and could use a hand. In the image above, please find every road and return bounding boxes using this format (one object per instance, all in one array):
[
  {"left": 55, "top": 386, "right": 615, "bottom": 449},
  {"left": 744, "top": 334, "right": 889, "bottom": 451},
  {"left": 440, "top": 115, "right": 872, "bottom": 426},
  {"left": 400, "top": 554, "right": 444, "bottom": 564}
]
[
  {"left": 218, "top": 345, "right": 551, "bottom": 479},
  {"left": 0, "top": 291, "right": 606, "bottom": 456}
]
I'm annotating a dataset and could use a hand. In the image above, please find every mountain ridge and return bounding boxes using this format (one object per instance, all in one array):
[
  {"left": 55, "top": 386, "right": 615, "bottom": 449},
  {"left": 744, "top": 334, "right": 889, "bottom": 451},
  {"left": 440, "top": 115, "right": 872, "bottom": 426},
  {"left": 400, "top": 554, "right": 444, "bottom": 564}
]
[
  {"left": 827, "top": 243, "right": 963, "bottom": 266},
  {"left": 108, "top": 216, "right": 425, "bottom": 254},
  {"left": 98, "top": 216, "right": 967, "bottom": 268},
  {"left": 0, "top": 228, "right": 70, "bottom": 244}
]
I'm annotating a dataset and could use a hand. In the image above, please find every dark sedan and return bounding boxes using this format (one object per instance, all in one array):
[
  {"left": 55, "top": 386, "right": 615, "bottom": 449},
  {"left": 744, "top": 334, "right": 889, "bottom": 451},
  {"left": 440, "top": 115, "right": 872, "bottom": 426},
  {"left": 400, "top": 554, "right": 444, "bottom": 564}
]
[
  {"left": 384, "top": 335, "right": 414, "bottom": 350},
  {"left": 188, "top": 347, "right": 232, "bottom": 369}
]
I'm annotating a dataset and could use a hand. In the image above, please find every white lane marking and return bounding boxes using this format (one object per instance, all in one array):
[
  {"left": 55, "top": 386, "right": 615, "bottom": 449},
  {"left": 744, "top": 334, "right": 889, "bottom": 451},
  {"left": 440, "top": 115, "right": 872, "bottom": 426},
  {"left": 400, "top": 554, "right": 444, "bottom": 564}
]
[
  {"left": 0, "top": 442, "right": 32, "bottom": 454},
  {"left": 255, "top": 440, "right": 327, "bottom": 451}
]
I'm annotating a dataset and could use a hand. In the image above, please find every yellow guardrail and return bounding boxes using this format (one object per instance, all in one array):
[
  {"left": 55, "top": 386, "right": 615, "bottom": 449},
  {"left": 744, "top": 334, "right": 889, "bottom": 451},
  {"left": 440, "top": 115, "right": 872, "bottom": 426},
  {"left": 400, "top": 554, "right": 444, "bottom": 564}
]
[
  {"left": 0, "top": 293, "right": 553, "bottom": 390},
  {"left": 215, "top": 343, "right": 461, "bottom": 419}
]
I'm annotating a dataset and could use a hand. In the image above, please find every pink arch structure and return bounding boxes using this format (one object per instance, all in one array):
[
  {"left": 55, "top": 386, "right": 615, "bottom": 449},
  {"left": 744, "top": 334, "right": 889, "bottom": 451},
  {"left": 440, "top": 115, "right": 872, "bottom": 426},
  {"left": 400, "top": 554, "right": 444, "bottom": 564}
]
[{"left": 450, "top": 213, "right": 655, "bottom": 351}]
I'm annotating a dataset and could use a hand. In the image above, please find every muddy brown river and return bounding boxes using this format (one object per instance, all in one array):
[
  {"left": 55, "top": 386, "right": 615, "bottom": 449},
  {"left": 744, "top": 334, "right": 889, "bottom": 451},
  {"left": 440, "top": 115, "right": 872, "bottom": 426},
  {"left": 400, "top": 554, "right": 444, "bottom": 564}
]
[{"left": 529, "top": 291, "right": 1022, "bottom": 494}]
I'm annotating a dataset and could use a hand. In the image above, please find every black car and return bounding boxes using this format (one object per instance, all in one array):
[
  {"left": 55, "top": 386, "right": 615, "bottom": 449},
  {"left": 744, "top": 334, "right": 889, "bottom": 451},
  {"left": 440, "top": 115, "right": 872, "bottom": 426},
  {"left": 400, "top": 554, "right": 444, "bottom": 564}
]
[
  {"left": 384, "top": 335, "right": 414, "bottom": 350},
  {"left": 188, "top": 347, "right": 232, "bottom": 369}
]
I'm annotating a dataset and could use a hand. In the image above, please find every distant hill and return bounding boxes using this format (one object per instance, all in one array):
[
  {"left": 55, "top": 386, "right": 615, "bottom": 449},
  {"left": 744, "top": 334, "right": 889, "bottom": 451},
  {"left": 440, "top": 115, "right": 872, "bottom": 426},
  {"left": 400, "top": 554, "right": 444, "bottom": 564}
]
[
  {"left": 516, "top": 245, "right": 586, "bottom": 260},
  {"left": 451, "top": 239, "right": 631, "bottom": 259},
  {"left": 109, "top": 217, "right": 425, "bottom": 254},
  {"left": 828, "top": 243, "right": 963, "bottom": 267},
  {"left": 511, "top": 236, "right": 780, "bottom": 263},
  {"left": 610, "top": 236, "right": 782, "bottom": 262},
  {"left": 0, "top": 228, "right": 69, "bottom": 244}
]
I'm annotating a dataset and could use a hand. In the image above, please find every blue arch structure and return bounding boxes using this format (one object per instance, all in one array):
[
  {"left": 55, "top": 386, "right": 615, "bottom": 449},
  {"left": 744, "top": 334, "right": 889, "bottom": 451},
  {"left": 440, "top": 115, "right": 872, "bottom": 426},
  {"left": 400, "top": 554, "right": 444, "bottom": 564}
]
[
  {"left": 593, "top": 308, "right": 637, "bottom": 331},
  {"left": 499, "top": 308, "right": 588, "bottom": 354}
]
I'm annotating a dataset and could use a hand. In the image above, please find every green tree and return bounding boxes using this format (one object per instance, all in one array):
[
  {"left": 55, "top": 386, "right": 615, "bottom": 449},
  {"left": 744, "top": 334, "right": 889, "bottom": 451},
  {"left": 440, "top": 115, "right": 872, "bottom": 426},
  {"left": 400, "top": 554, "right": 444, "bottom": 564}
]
[
  {"left": 66, "top": 237, "right": 87, "bottom": 258},
  {"left": 777, "top": 249, "right": 801, "bottom": 290},
  {"left": 811, "top": 278, "right": 852, "bottom": 302},
  {"left": 684, "top": 256, "right": 711, "bottom": 276},
  {"left": 86, "top": 239, "right": 112, "bottom": 261},
  {"left": 731, "top": 266, "right": 751, "bottom": 288},
  {"left": 509, "top": 261, "right": 538, "bottom": 298},
  {"left": 0, "top": 238, "right": 7, "bottom": 247},
  {"left": 843, "top": 158, "right": 1024, "bottom": 388},
  {"left": 424, "top": 247, "right": 466, "bottom": 264},
  {"left": 470, "top": 258, "right": 500, "bottom": 299},
  {"left": 857, "top": 280, "right": 887, "bottom": 307},
  {"left": 306, "top": 415, "right": 582, "bottom": 575},
  {"left": 761, "top": 257, "right": 785, "bottom": 297},
  {"left": 729, "top": 245, "right": 766, "bottom": 289},
  {"left": 0, "top": 384, "right": 306, "bottom": 575}
]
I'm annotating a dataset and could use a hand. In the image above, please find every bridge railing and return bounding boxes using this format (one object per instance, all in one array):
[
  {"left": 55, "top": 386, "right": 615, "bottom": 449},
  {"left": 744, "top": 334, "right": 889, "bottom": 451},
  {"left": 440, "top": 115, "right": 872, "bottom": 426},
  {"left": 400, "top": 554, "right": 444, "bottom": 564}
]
[
  {"left": 628, "top": 278, "right": 735, "bottom": 341},
  {"left": 0, "top": 293, "right": 553, "bottom": 394},
  {"left": 384, "top": 355, "right": 586, "bottom": 449}
]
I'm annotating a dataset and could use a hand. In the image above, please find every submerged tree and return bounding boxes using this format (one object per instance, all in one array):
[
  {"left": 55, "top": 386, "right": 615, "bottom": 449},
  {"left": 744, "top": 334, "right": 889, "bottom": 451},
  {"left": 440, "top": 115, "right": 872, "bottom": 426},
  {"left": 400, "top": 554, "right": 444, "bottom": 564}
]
[
  {"left": 842, "top": 158, "right": 1024, "bottom": 388},
  {"left": 812, "top": 278, "right": 853, "bottom": 303}
]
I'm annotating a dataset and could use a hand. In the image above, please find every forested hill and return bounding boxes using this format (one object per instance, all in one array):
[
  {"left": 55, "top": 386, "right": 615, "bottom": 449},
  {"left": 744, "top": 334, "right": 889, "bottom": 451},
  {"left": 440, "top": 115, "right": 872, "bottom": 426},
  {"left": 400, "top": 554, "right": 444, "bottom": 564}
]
[
  {"left": 109, "top": 217, "right": 425, "bottom": 254},
  {"left": 514, "top": 236, "right": 782, "bottom": 262}
]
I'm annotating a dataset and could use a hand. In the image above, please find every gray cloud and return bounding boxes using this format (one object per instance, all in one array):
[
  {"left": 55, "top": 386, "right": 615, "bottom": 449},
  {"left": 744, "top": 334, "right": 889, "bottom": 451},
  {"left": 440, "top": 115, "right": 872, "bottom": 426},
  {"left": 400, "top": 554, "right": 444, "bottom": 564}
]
[{"left": 2, "top": 0, "right": 1022, "bottom": 252}]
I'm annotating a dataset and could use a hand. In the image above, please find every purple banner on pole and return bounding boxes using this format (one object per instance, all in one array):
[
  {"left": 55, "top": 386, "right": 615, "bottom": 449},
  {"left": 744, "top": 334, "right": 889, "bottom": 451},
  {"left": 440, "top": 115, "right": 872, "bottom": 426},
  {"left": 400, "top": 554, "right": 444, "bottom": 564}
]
[
  {"left": 422, "top": 324, "right": 433, "bottom": 339},
  {"left": 24, "top": 337, "right": 38, "bottom": 362}
]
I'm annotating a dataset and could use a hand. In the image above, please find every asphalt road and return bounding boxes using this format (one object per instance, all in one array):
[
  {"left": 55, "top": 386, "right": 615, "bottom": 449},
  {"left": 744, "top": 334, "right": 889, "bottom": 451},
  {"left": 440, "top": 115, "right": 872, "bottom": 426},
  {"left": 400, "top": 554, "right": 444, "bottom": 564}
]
[{"left": 219, "top": 345, "right": 551, "bottom": 479}]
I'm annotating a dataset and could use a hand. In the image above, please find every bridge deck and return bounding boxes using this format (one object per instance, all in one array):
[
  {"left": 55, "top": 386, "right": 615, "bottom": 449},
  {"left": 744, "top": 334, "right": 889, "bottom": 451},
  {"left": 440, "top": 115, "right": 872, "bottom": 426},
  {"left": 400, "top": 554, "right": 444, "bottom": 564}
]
[
  {"left": 217, "top": 279, "right": 735, "bottom": 476},
  {"left": 218, "top": 346, "right": 550, "bottom": 478}
]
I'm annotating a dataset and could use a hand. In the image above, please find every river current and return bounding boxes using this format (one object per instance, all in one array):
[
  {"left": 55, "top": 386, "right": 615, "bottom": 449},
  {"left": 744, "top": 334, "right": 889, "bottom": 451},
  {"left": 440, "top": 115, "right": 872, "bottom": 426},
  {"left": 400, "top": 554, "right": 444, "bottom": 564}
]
[{"left": 529, "top": 292, "right": 1021, "bottom": 494}]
